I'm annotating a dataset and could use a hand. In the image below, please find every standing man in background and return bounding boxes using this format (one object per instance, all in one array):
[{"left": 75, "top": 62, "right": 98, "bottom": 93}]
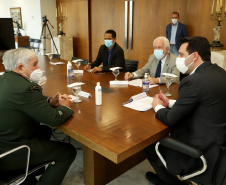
[{"left": 166, "top": 12, "right": 188, "bottom": 56}]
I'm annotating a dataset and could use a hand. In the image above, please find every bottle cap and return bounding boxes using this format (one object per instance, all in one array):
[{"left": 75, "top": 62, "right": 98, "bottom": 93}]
[{"left": 97, "top": 82, "right": 100, "bottom": 86}]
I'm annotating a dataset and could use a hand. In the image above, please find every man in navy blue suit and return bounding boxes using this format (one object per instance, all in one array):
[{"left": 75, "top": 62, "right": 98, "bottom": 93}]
[{"left": 166, "top": 12, "right": 188, "bottom": 56}]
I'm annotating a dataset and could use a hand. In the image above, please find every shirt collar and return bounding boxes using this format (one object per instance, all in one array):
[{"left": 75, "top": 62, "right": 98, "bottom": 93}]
[
  {"left": 172, "top": 22, "right": 179, "bottom": 27},
  {"left": 161, "top": 52, "right": 168, "bottom": 63},
  {"left": 190, "top": 62, "right": 204, "bottom": 75}
]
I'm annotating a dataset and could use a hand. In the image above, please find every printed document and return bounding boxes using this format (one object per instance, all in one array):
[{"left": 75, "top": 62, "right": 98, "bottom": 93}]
[{"left": 123, "top": 92, "right": 153, "bottom": 111}]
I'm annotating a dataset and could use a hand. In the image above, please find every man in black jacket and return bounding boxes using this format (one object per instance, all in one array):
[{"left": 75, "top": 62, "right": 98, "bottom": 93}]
[
  {"left": 145, "top": 36, "right": 226, "bottom": 185},
  {"left": 84, "top": 29, "right": 125, "bottom": 72}
]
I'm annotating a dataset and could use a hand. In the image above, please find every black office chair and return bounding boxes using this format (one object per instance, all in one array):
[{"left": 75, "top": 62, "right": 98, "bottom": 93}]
[
  {"left": 33, "top": 39, "right": 41, "bottom": 54},
  {"left": 53, "top": 54, "right": 61, "bottom": 59},
  {"left": 155, "top": 137, "right": 226, "bottom": 185},
  {"left": 71, "top": 57, "right": 89, "bottom": 65},
  {"left": 0, "top": 145, "right": 55, "bottom": 185},
  {"left": 125, "top": 59, "right": 139, "bottom": 72}
]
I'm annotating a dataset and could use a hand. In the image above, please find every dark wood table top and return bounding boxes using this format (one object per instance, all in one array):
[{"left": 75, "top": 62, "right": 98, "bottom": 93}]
[{"left": 0, "top": 55, "right": 179, "bottom": 164}]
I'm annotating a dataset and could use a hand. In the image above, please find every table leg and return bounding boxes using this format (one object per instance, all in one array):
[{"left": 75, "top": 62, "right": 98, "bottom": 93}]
[{"left": 83, "top": 146, "right": 146, "bottom": 185}]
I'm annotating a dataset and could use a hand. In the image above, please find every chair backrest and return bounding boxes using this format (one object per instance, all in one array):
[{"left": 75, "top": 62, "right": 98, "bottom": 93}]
[
  {"left": 71, "top": 57, "right": 89, "bottom": 65},
  {"left": 125, "top": 59, "right": 139, "bottom": 72},
  {"left": 28, "top": 38, "right": 34, "bottom": 46},
  {"left": 215, "top": 149, "right": 226, "bottom": 185},
  {"left": 33, "top": 39, "right": 41, "bottom": 44},
  {"left": 53, "top": 54, "right": 61, "bottom": 59}
]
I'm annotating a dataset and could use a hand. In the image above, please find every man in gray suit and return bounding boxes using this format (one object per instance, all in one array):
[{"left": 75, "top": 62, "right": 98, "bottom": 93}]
[{"left": 124, "top": 36, "right": 179, "bottom": 84}]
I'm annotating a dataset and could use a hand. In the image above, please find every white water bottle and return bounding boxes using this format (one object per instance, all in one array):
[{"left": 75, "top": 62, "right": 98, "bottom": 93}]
[
  {"left": 67, "top": 61, "right": 74, "bottom": 78},
  {"left": 142, "top": 73, "right": 149, "bottom": 92},
  {"left": 95, "top": 82, "right": 102, "bottom": 105}
]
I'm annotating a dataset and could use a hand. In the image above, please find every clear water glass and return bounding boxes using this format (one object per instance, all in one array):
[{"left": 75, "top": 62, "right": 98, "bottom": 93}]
[
  {"left": 75, "top": 61, "right": 81, "bottom": 70},
  {"left": 164, "top": 76, "right": 173, "bottom": 96},
  {"left": 72, "top": 85, "right": 82, "bottom": 103},
  {"left": 48, "top": 54, "right": 53, "bottom": 62},
  {"left": 112, "top": 69, "right": 120, "bottom": 81}
]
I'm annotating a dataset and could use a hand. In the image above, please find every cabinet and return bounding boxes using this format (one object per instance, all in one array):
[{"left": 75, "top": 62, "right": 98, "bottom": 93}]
[
  {"left": 51, "top": 37, "right": 73, "bottom": 61},
  {"left": 14, "top": 36, "right": 29, "bottom": 48},
  {"left": 211, "top": 50, "right": 226, "bottom": 70}
]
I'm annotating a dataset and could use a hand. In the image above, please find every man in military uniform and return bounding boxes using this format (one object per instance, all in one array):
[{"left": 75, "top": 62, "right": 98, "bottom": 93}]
[{"left": 0, "top": 48, "right": 76, "bottom": 185}]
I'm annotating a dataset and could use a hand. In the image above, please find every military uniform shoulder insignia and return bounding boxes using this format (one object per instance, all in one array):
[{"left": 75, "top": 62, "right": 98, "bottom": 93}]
[
  {"left": 30, "top": 84, "right": 43, "bottom": 91},
  {"left": 58, "top": 110, "right": 63, "bottom": 116}
]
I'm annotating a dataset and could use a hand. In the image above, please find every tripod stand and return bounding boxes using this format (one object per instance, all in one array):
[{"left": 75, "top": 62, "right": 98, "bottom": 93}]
[{"left": 39, "top": 16, "right": 59, "bottom": 56}]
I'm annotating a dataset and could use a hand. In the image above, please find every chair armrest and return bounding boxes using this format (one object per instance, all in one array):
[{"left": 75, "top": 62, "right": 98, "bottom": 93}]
[
  {"left": 159, "top": 137, "right": 202, "bottom": 158},
  {"left": 155, "top": 137, "right": 207, "bottom": 180},
  {"left": 0, "top": 145, "right": 30, "bottom": 184}
]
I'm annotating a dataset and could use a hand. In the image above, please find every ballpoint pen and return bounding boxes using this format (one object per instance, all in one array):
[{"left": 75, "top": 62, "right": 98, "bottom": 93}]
[{"left": 122, "top": 99, "right": 133, "bottom": 105}]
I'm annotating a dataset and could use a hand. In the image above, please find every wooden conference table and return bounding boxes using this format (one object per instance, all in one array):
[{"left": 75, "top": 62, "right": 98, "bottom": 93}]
[{"left": 0, "top": 55, "right": 179, "bottom": 185}]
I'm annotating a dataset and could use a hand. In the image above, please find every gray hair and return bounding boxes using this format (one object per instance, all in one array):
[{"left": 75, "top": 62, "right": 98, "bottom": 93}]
[
  {"left": 2, "top": 48, "right": 37, "bottom": 71},
  {"left": 153, "top": 36, "right": 170, "bottom": 49}
]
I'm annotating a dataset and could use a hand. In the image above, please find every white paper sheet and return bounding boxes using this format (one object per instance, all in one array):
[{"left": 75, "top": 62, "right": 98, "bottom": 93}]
[
  {"left": 123, "top": 96, "right": 153, "bottom": 111},
  {"left": 74, "top": 70, "right": 84, "bottom": 74},
  {"left": 49, "top": 62, "right": 65, "bottom": 65},
  {"left": 67, "top": 82, "right": 85, "bottom": 88},
  {"left": 110, "top": 81, "right": 129, "bottom": 85}
]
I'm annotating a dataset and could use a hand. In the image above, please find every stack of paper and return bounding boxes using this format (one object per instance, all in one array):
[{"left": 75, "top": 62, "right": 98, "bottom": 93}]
[{"left": 123, "top": 92, "right": 153, "bottom": 111}]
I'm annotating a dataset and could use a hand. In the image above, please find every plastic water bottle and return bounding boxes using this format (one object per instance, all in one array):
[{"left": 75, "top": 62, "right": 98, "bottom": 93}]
[
  {"left": 142, "top": 73, "right": 149, "bottom": 93},
  {"left": 95, "top": 82, "right": 102, "bottom": 105},
  {"left": 67, "top": 61, "right": 74, "bottom": 78}
]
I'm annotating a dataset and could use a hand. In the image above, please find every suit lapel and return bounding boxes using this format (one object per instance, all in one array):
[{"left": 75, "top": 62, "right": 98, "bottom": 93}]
[
  {"left": 176, "top": 23, "right": 182, "bottom": 38},
  {"left": 162, "top": 53, "right": 170, "bottom": 73}
]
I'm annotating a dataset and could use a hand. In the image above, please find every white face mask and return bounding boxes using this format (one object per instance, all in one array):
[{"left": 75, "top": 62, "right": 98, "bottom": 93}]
[
  {"left": 24, "top": 66, "right": 45, "bottom": 83},
  {"left": 172, "top": 18, "right": 178, "bottom": 24},
  {"left": 176, "top": 53, "right": 194, "bottom": 74}
]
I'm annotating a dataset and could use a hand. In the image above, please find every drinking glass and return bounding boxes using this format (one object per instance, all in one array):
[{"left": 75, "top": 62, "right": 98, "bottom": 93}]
[
  {"left": 47, "top": 54, "right": 53, "bottom": 62},
  {"left": 72, "top": 85, "right": 82, "bottom": 103},
  {"left": 164, "top": 76, "right": 173, "bottom": 96},
  {"left": 112, "top": 69, "right": 120, "bottom": 81},
  {"left": 75, "top": 61, "right": 81, "bottom": 70}
]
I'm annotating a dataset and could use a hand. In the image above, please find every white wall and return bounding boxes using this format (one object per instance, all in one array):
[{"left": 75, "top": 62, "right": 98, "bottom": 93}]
[{"left": 0, "top": 0, "right": 57, "bottom": 54}]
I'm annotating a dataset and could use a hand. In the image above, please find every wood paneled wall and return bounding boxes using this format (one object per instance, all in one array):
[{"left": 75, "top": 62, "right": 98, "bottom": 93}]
[
  {"left": 57, "top": 0, "right": 226, "bottom": 69},
  {"left": 56, "top": 0, "right": 89, "bottom": 60}
]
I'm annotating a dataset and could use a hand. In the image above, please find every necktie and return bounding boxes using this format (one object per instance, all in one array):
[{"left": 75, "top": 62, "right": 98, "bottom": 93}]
[{"left": 155, "top": 60, "right": 162, "bottom": 78}]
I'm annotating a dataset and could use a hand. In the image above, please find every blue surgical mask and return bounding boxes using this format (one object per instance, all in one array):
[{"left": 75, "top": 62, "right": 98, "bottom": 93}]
[
  {"left": 154, "top": 49, "right": 164, "bottom": 60},
  {"left": 105, "top": 40, "right": 114, "bottom": 48}
]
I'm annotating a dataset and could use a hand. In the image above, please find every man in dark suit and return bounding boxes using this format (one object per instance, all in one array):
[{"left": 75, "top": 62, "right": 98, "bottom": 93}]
[
  {"left": 84, "top": 29, "right": 125, "bottom": 72},
  {"left": 166, "top": 12, "right": 188, "bottom": 56},
  {"left": 145, "top": 36, "right": 226, "bottom": 185}
]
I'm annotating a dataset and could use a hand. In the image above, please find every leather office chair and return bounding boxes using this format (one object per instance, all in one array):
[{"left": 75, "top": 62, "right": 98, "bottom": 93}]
[
  {"left": 0, "top": 145, "right": 55, "bottom": 185},
  {"left": 71, "top": 57, "right": 89, "bottom": 65},
  {"left": 125, "top": 59, "right": 139, "bottom": 72},
  {"left": 155, "top": 137, "right": 226, "bottom": 185}
]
